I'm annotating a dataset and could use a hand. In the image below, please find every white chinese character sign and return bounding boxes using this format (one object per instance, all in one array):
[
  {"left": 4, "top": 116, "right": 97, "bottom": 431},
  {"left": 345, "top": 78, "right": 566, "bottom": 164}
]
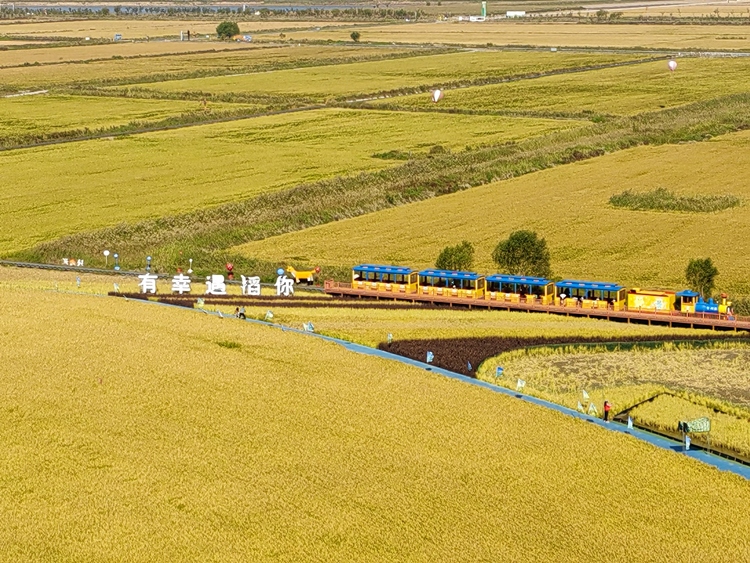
[
  {"left": 275, "top": 269, "right": 294, "bottom": 297},
  {"left": 138, "top": 273, "right": 158, "bottom": 294},
  {"left": 241, "top": 275, "right": 261, "bottom": 296},
  {"left": 171, "top": 274, "right": 192, "bottom": 294},
  {"left": 205, "top": 275, "right": 227, "bottom": 295}
]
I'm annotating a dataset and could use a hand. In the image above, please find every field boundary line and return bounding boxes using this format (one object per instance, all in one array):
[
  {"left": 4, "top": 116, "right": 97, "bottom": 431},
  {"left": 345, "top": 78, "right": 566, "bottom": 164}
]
[{"left": 116, "top": 295, "right": 750, "bottom": 481}]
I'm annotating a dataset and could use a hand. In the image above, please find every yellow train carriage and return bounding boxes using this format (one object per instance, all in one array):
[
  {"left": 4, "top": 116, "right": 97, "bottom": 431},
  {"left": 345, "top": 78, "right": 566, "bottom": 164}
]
[
  {"left": 555, "top": 280, "right": 627, "bottom": 311},
  {"left": 351, "top": 264, "right": 418, "bottom": 294},
  {"left": 485, "top": 274, "right": 555, "bottom": 305},
  {"left": 627, "top": 288, "right": 676, "bottom": 313},
  {"left": 418, "top": 269, "right": 485, "bottom": 299}
]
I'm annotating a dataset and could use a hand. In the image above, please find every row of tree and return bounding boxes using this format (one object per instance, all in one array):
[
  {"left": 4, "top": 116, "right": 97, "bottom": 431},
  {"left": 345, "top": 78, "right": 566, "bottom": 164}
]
[
  {"left": 435, "top": 230, "right": 721, "bottom": 297},
  {"left": 436, "top": 230, "right": 551, "bottom": 278}
]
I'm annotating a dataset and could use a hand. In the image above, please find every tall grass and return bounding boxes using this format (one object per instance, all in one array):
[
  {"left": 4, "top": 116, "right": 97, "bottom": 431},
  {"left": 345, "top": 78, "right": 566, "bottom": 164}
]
[{"left": 610, "top": 187, "right": 741, "bottom": 213}]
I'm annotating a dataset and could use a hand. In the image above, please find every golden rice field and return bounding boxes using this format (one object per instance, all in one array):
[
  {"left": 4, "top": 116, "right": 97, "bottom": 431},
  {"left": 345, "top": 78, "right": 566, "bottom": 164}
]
[
  {"left": 476, "top": 342, "right": 750, "bottom": 458},
  {"left": 0, "top": 109, "right": 577, "bottom": 254},
  {"left": 261, "top": 20, "right": 750, "bottom": 50},
  {"left": 373, "top": 57, "right": 750, "bottom": 115},
  {"left": 478, "top": 341, "right": 750, "bottom": 409},
  {"left": 0, "top": 44, "right": 419, "bottom": 91},
  {"left": 235, "top": 128, "right": 750, "bottom": 296},
  {"left": 137, "top": 50, "right": 641, "bottom": 100},
  {"left": 0, "top": 94, "right": 255, "bottom": 138},
  {"left": 1, "top": 284, "right": 750, "bottom": 560}
]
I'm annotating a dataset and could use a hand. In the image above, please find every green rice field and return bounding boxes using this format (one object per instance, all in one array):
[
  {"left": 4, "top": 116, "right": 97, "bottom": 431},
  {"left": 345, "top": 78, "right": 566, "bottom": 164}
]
[
  {"left": 0, "top": 108, "right": 576, "bottom": 254},
  {"left": 136, "top": 50, "right": 642, "bottom": 100},
  {"left": 372, "top": 57, "right": 750, "bottom": 116}
]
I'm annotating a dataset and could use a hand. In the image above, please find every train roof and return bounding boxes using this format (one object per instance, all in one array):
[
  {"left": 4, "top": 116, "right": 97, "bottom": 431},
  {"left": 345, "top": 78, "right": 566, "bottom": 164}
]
[
  {"left": 352, "top": 264, "right": 415, "bottom": 275},
  {"left": 556, "top": 279, "right": 625, "bottom": 291},
  {"left": 486, "top": 274, "right": 551, "bottom": 286},
  {"left": 676, "top": 289, "right": 701, "bottom": 297},
  {"left": 418, "top": 269, "right": 483, "bottom": 281}
]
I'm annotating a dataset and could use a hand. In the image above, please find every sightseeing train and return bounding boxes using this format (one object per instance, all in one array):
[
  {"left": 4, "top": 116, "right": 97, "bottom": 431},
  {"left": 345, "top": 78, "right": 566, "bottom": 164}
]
[{"left": 342, "top": 264, "right": 733, "bottom": 316}]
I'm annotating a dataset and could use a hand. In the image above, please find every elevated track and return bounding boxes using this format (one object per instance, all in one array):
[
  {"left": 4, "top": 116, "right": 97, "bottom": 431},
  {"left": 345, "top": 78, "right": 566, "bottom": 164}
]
[{"left": 324, "top": 281, "right": 750, "bottom": 332}]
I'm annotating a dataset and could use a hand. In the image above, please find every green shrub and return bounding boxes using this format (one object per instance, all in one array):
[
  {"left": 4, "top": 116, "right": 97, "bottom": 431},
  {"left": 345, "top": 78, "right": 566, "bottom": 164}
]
[{"left": 610, "top": 188, "right": 740, "bottom": 213}]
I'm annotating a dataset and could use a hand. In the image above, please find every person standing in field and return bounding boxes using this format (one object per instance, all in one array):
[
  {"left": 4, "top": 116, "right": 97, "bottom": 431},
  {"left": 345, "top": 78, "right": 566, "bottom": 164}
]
[{"left": 604, "top": 400, "right": 612, "bottom": 423}]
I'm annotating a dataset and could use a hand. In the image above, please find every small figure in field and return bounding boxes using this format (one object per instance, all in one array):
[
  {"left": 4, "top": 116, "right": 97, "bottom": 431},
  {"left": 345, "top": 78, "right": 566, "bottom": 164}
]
[
  {"left": 235, "top": 306, "right": 246, "bottom": 320},
  {"left": 604, "top": 400, "right": 612, "bottom": 423}
]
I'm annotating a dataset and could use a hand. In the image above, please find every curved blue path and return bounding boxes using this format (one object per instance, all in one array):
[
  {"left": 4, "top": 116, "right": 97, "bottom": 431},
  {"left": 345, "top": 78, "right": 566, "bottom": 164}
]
[{"left": 131, "top": 298, "right": 750, "bottom": 481}]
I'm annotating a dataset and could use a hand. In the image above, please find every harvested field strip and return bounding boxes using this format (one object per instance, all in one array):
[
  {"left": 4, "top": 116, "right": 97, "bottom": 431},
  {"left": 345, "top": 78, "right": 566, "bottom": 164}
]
[
  {"left": 0, "top": 109, "right": 573, "bottom": 255},
  {"left": 0, "top": 20, "right": 356, "bottom": 40},
  {"left": 0, "top": 40, "right": 260, "bottom": 68},
  {"left": 268, "top": 21, "right": 750, "bottom": 51},
  {"left": 380, "top": 335, "right": 747, "bottom": 377}
]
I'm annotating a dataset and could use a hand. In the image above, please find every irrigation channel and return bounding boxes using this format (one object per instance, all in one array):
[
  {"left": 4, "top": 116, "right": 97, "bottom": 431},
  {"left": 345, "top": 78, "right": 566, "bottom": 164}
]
[{"left": 120, "top": 295, "right": 750, "bottom": 480}]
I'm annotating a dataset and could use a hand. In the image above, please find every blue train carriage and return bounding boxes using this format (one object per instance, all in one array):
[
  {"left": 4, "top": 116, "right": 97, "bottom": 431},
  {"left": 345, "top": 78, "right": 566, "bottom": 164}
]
[
  {"left": 485, "top": 274, "right": 555, "bottom": 305},
  {"left": 351, "top": 264, "right": 419, "bottom": 294},
  {"left": 418, "top": 269, "right": 486, "bottom": 299},
  {"left": 677, "top": 290, "right": 733, "bottom": 315},
  {"left": 555, "top": 279, "right": 627, "bottom": 311}
]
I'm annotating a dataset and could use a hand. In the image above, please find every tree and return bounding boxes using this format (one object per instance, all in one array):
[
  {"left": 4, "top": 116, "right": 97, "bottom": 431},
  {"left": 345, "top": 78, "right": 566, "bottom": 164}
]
[
  {"left": 350, "top": 31, "right": 361, "bottom": 42},
  {"left": 435, "top": 240, "right": 474, "bottom": 271},
  {"left": 685, "top": 258, "right": 719, "bottom": 297},
  {"left": 216, "top": 21, "right": 240, "bottom": 40},
  {"left": 492, "top": 230, "right": 551, "bottom": 278}
]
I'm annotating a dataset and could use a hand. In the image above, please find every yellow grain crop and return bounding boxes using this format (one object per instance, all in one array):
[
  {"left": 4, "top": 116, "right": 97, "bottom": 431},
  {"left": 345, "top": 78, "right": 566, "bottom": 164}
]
[{"left": 1, "top": 284, "right": 750, "bottom": 560}]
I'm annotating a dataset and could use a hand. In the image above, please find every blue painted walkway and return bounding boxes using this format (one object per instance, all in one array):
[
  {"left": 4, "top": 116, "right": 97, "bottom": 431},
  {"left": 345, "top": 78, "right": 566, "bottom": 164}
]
[{"left": 130, "top": 298, "right": 750, "bottom": 481}]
